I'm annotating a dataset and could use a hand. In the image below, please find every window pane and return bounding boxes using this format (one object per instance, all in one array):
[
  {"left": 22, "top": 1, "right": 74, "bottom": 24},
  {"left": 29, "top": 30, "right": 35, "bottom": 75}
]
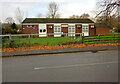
[
  {"left": 43, "top": 29, "right": 46, "bottom": 32},
  {"left": 40, "top": 29, "right": 42, "bottom": 32},
  {"left": 54, "top": 25, "right": 61, "bottom": 32}
]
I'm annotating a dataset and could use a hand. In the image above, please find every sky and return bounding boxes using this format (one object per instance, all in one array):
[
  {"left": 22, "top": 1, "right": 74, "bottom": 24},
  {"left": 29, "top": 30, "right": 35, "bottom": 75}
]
[{"left": 0, "top": 0, "right": 96, "bottom": 23}]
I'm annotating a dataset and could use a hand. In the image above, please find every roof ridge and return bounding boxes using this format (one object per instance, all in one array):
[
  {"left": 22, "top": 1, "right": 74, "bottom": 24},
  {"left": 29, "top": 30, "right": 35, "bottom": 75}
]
[
  {"left": 22, "top": 18, "right": 94, "bottom": 23},
  {"left": 24, "top": 18, "right": 90, "bottom": 19}
]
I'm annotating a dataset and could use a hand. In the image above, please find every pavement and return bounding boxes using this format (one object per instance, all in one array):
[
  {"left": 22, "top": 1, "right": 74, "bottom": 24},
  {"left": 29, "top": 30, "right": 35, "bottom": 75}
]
[{"left": 2, "top": 45, "right": 119, "bottom": 57}]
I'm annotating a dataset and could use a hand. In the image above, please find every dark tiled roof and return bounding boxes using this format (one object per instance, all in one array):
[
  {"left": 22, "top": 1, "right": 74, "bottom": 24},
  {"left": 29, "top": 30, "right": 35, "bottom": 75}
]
[
  {"left": 95, "top": 23, "right": 109, "bottom": 27},
  {"left": 22, "top": 18, "right": 94, "bottom": 23}
]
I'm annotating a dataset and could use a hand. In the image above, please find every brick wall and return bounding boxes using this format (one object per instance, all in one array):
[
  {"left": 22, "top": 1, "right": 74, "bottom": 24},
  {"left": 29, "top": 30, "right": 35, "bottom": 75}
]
[
  {"left": 22, "top": 25, "right": 39, "bottom": 34},
  {"left": 61, "top": 24, "right": 68, "bottom": 33},
  {"left": 96, "top": 27, "right": 110, "bottom": 35},
  {"left": 47, "top": 24, "right": 54, "bottom": 37},
  {"left": 89, "top": 25, "right": 96, "bottom": 36},
  {"left": 75, "top": 24, "right": 82, "bottom": 33},
  {"left": 22, "top": 24, "right": 96, "bottom": 36}
]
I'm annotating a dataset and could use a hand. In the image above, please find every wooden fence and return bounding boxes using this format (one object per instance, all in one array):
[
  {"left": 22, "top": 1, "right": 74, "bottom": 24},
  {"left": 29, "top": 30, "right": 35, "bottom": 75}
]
[
  {"left": 0, "top": 33, "right": 120, "bottom": 48},
  {"left": 82, "top": 34, "right": 120, "bottom": 44},
  {"left": 0, "top": 33, "right": 82, "bottom": 48}
]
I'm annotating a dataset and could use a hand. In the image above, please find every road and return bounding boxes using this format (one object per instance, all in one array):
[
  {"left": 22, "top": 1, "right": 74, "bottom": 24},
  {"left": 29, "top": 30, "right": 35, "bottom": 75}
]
[{"left": 2, "top": 50, "right": 118, "bottom": 82}]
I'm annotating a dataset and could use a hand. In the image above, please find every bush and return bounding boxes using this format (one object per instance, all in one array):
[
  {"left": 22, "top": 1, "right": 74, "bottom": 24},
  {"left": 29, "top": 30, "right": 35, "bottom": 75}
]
[
  {"left": 9, "top": 40, "right": 20, "bottom": 48},
  {"left": 2, "top": 40, "right": 19, "bottom": 48}
]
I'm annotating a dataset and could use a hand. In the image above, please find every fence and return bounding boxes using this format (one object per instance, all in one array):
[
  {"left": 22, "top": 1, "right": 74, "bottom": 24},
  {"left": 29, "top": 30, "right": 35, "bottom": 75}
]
[
  {"left": 0, "top": 33, "right": 82, "bottom": 48},
  {"left": 0, "top": 33, "right": 120, "bottom": 48},
  {"left": 83, "top": 34, "right": 120, "bottom": 44}
]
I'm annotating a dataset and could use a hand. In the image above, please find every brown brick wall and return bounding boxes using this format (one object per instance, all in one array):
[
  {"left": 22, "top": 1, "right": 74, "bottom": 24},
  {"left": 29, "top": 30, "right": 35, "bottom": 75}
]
[
  {"left": 47, "top": 24, "right": 54, "bottom": 37},
  {"left": 96, "top": 27, "right": 110, "bottom": 35},
  {"left": 22, "top": 24, "right": 96, "bottom": 36},
  {"left": 61, "top": 27, "right": 68, "bottom": 33},
  {"left": 89, "top": 25, "right": 96, "bottom": 36},
  {"left": 75, "top": 24, "right": 82, "bottom": 33},
  {"left": 61, "top": 24, "right": 68, "bottom": 33},
  {"left": 22, "top": 25, "right": 39, "bottom": 34}
]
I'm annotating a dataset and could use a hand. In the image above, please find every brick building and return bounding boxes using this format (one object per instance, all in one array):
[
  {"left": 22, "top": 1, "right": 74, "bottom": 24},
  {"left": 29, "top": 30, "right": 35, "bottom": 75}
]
[
  {"left": 22, "top": 18, "right": 96, "bottom": 37},
  {"left": 95, "top": 23, "right": 110, "bottom": 35}
]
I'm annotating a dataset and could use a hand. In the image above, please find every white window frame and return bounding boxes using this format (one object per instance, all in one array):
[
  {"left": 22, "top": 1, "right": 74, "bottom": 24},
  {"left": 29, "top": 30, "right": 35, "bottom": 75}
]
[
  {"left": 39, "top": 24, "right": 47, "bottom": 37},
  {"left": 68, "top": 25, "right": 75, "bottom": 33},
  {"left": 82, "top": 25, "right": 89, "bottom": 32},
  {"left": 54, "top": 24, "right": 61, "bottom": 33},
  {"left": 39, "top": 29, "right": 46, "bottom": 33},
  {"left": 82, "top": 24, "right": 89, "bottom": 36},
  {"left": 68, "top": 24, "right": 75, "bottom": 36}
]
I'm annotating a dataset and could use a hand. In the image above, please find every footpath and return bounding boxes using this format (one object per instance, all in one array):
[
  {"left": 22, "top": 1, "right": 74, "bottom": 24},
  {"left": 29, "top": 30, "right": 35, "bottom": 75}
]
[{"left": 2, "top": 45, "right": 119, "bottom": 57}]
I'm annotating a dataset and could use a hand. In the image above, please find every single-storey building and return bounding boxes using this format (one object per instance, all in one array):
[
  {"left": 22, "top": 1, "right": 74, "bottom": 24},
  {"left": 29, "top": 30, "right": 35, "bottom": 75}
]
[
  {"left": 22, "top": 18, "right": 96, "bottom": 37},
  {"left": 95, "top": 23, "right": 110, "bottom": 35}
]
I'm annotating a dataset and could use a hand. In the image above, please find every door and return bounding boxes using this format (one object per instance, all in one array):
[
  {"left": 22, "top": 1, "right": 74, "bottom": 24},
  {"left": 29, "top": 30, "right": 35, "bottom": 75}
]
[
  {"left": 39, "top": 24, "right": 47, "bottom": 37},
  {"left": 54, "top": 24, "right": 61, "bottom": 37},
  {"left": 82, "top": 24, "right": 89, "bottom": 36},
  {"left": 68, "top": 24, "right": 75, "bottom": 36}
]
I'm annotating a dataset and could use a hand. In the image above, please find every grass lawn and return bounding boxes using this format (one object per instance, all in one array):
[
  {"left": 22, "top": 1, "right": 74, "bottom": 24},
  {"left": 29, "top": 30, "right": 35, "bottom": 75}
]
[
  {"left": 2, "top": 36, "right": 81, "bottom": 48},
  {"left": 2, "top": 33, "right": 120, "bottom": 48}
]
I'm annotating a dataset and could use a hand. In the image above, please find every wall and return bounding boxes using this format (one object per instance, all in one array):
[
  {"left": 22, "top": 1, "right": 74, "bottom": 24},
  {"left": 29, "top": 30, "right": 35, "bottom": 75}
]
[
  {"left": 22, "top": 25, "right": 39, "bottom": 34},
  {"left": 61, "top": 24, "right": 68, "bottom": 34},
  {"left": 22, "top": 23, "right": 96, "bottom": 36},
  {"left": 96, "top": 27, "right": 110, "bottom": 35},
  {"left": 47, "top": 24, "right": 54, "bottom": 37},
  {"left": 75, "top": 24, "right": 82, "bottom": 33},
  {"left": 89, "top": 25, "right": 96, "bottom": 36}
]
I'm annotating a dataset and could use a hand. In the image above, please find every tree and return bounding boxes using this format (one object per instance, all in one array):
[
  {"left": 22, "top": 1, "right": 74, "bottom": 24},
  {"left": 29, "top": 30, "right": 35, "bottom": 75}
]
[
  {"left": 15, "top": 7, "right": 24, "bottom": 24},
  {"left": 5, "top": 17, "right": 14, "bottom": 24},
  {"left": 69, "top": 13, "right": 90, "bottom": 19},
  {"left": 11, "top": 23, "right": 17, "bottom": 30},
  {"left": 80, "top": 13, "right": 90, "bottom": 19},
  {"left": 95, "top": 0, "right": 119, "bottom": 31},
  {"left": 47, "top": 2, "right": 60, "bottom": 18},
  {"left": 69, "top": 15, "right": 79, "bottom": 19}
]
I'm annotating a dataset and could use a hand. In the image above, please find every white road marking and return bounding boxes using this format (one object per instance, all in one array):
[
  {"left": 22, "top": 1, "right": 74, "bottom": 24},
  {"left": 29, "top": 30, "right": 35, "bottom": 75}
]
[{"left": 34, "top": 61, "right": 118, "bottom": 70}]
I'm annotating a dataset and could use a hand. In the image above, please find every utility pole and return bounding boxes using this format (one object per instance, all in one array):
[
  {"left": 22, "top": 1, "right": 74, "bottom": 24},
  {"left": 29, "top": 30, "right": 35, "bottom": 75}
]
[{"left": 117, "top": 0, "right": 120, "bottom": 32}]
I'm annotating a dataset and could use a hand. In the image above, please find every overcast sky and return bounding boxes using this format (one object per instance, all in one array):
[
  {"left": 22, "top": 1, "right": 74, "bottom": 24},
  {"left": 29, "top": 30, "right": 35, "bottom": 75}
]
[{"left": 0, "top": 0, "right": 96, "bottom": 23}]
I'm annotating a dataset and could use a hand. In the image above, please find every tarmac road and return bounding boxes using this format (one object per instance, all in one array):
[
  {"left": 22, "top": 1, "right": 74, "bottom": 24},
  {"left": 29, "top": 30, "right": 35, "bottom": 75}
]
[{"left": 2, "top": 50, "right": 118, "bottom": 82}]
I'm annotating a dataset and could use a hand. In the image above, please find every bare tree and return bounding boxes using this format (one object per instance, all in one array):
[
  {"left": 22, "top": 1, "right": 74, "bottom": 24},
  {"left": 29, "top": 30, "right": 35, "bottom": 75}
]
[
  {"left": 69, "top": 14, "right": 90, "bottom": 19},
  {"left": 80, "top": 13, "right": 90, "bottom": 19},
  {"left": 95, "top": 0, "right": 119, "bottom": 19},
  {"left": 5, "top": 17, "right": 14, "bottom": 24},
  {"left": 95, "top": 0, "right": 119, "bottom": 30},
  {"left": 47, "top": 2, "right": 60, "bottom": 18},
  {"left": 69, "top": 15, "right": 78, "bottom": 19},
  {"left": 15, "top": 7, "right": 24, "bottom": 24}
]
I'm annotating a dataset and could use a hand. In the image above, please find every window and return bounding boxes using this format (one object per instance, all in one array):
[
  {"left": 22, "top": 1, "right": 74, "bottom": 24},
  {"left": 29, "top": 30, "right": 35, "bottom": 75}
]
[
  {"left": 43, "top": 29, "right": 46, "bottom": 32},
  {"left": 82, "top": 25, "right": 88, "bottom": 32},
  {"left": 40, "top": 29, "right": 42, "bottom": 33},
  {"left": 68, "top": 25, "right": 75, "bottom": 33},
  {"left": 40, "top": 29, "right": 46, "bottom": 33},
  {"left": 27, "top": 25, "right": 35, "bottom": 28},
  {"left": 54, "top": 25, "right": 61, "bottom": 33},
  {"left": 77, "top": 25, "right": 81, "bottom": 28},
  {"left": 61, "top": 25, "right": 68, "bottom": 27},
  {"left": 48, "top": 26, "right": 53, "bottom": 29},
  {"left": 91, "top": 25, "right": 94, "bottom": 28}
]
